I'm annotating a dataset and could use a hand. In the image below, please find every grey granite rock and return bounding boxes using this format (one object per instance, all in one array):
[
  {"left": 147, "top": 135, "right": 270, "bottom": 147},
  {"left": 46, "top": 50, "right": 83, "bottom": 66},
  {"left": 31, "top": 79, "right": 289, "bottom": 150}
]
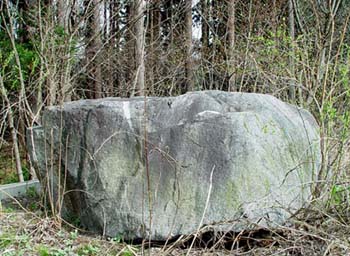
[{"left": 28, "top": 91, "right": 321, "bottom": 240}]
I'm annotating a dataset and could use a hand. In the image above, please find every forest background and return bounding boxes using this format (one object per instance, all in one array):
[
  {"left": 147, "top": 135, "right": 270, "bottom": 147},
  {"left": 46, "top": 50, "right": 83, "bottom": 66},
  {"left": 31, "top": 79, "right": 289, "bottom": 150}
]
[{"left": 0, "top": 0, "right": 349, "bottom": 217}]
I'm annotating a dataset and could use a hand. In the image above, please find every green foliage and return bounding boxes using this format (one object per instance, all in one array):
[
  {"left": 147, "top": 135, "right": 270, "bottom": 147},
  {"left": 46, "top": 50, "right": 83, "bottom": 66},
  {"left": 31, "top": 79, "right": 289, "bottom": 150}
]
[
  {"left": 0, "top": 233, "right": 13, "bottom": 249},
  {"left": 0, "top": 31, "right": 39, "bottom": 91},
  {"left": 22, "top": 165, "right": 30, "bottom": 181},
  {"left": 27, "top": 201, "right": 40, "bottom": 211},
  {"left": 329, "top": 184, "right": 350, "bottom": 208},
  {"left": 69, "top": 229, "right": 79, "bottom": 240},
  {"left": 0, "top": 150, "right": 17, "bottom": 184},
  {"left": 112, "top": 234, "right": 124, "bottom": 244},
  {"left": 65, "top": 212, "right": 81, "bottom": 227},
  {"left": 2, "top": 206, "right": 15, "bottom": 213},
  {"left": 37, "top": 238, "right": 101, "bottom": 256},
  {"left": 322, "top": 100, "right": 337, "bottom": 122},
  {"left": 120, "top": 249, "right": 134, "bottom": 256},
  {"left": 38, "top": 246, "right": 50, "bottom": 256},
  {"left": 238, "top": 24, "right": 297, "bottom": 93},
  {"left": 0, "top": 165, "right": 30, "bottom": 185},
  {"left": 0, "top": 233, "right": 30, "bottom": 252},
  {"left": 1, "top": 251, "right": 19, "bottom": 256},
  {"left": 77, "top": 244, "right": 101, "bottom": 255},
  {"left": 0, "top": 170, "right": 18, "bottom": 184},
  {"left": 252, "top": 25, "right": 292, "bottom": 58},
  {"left": 51, "top": 248, "right": 71, "bottom": 256},
  {"left": 54, "top": 26, "right": 66, "bottom": 38},
  {"left": 38, "top": 245, "right": 76, "bottom": 256},
  {"left": 321, "top": 43, "right": 350, "bottom": 143},
  {"left": 26, "top": 187, "right": 38, "bottom": 198}
]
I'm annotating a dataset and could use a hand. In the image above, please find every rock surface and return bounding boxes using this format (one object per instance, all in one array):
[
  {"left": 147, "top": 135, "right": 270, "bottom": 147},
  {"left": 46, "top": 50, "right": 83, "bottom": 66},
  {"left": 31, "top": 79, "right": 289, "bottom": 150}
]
[{"left": 28, "top": 91, "right": 321, "bottom": 240}]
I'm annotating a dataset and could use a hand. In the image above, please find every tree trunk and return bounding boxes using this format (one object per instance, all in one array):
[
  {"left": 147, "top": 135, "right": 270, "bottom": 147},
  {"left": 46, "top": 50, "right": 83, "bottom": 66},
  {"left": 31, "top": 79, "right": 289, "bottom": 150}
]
[
  {"left": 288, "top": 0, "right": 296, "bottom": 102},
  {"left": 85, "top": 0, "right": 103, "bottom": 99},
  {"left": 135, "top": 0, "right": 146, "bottom": 96},
  {"left": 201, "top": 0, "right": 209, "bottom": 60},
  {"left": 93, "top": 0, "right": 103, "bottom": 99},
  {"left": 227, "top": 0, "right": 236, "bottom": 91},
  {"left": 0, "top": 73, "right": 24, "bottom": 182},
  {"left": 57, "top": 0, "right": 67, "bottom": 29},
  {"left": 148, "top": 0, "right": 161, "bottom": 95},
  {"left": 124, "top": 1, "right": 135, "bottom": 96},
  {"left": 58, "top": 0, "right": 73, "bottom": 102},
  {"left": 107, "top": 0, "right": 120, "bottom": 97},
  {"left": 184, "top": 0, "right": 194, "bottom": 92}
]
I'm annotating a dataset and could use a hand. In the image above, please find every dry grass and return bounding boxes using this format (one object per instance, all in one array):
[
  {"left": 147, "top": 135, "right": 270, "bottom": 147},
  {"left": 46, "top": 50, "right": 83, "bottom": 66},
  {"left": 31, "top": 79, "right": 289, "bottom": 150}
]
[
  {"left": 0, "top": 197, "right": 139, "bottom": 256},
  {"left": 1, "top": 195, "right": 350, "bottom": 255}
]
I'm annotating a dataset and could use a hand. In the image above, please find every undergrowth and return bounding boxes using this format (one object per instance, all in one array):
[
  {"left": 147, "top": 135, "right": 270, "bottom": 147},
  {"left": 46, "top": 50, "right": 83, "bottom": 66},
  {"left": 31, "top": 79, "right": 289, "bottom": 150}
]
[
  {"left": 1, "top": 193, "right": 350, "bottom": 255},
  {"left": 0, "top": 146, "right": 30, "bottom": 185},
  {"left": 0, "top": 200, "right": 138, "bottom": 256}
]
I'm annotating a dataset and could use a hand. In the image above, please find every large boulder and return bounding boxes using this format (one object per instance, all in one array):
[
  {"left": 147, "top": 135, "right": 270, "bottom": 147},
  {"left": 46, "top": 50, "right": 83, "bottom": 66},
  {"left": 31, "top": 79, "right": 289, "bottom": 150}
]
[{"left": 28, "top": 91, "right": 321, "bottom": 240}]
